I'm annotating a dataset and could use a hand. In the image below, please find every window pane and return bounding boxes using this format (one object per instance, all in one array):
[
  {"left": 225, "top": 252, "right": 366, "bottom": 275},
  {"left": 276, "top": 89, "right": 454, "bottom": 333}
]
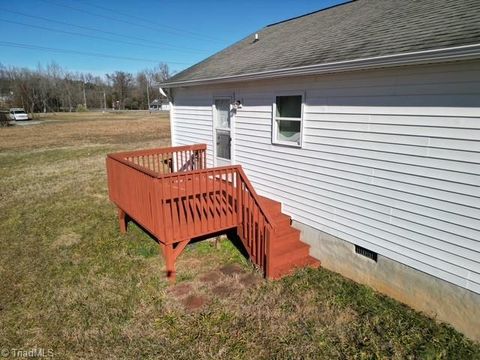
[
  {"left": 216, "top": 130, "right": 231, "bottom": 159},
  {"left": 215, "top": 99, "right": 230, "bottom": 128},
  {"left": 277, "top": 120, "right": 300, "bottom": 143},
  {"left": 276, "top": 95, "right": 301, "bottom": 118}
]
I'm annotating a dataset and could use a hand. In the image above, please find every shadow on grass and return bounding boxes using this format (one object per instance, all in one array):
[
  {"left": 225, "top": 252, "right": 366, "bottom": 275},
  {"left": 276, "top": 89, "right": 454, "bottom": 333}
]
[{"left": 123, "top": 214, "right": 251, "bottom": 266}]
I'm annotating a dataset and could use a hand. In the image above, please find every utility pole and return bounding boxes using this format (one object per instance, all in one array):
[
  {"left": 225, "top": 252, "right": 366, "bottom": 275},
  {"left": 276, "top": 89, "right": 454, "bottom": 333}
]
[
  {"left": 146, "top": 82, "right": 151, "bottom": 112},
  {"left": 83, "top": 82, "right": 87, "bottom": 110},
  {"left": 103, "top": 91, "right": 107, "bottom": 112}
]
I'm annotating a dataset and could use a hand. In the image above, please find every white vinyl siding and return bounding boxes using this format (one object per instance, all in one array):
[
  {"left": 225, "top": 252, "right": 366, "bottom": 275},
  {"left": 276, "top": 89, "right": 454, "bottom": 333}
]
[
  {"left": 172, "top": 96, "right": 214, "bottom": 168},
  {"left": 171, "top": 60, "right": 480, "bottom": 294}
]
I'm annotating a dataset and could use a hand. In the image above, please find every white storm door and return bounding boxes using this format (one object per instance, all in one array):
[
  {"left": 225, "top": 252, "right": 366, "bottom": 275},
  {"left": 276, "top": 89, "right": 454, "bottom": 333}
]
[{"left": 214, "top": 98, "right": 232, "bottom": 166}]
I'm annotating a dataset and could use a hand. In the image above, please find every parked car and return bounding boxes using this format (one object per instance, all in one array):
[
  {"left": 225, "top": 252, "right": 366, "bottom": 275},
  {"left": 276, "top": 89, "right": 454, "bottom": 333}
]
[{"left": 9, "top": 108, "right": 29, "bottom": 121}]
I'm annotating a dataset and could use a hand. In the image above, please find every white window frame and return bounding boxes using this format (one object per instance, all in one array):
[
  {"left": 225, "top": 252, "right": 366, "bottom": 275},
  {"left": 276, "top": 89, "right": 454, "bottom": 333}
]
[{"left": 272, "top": 92, "right": 304, "bottom": 148}]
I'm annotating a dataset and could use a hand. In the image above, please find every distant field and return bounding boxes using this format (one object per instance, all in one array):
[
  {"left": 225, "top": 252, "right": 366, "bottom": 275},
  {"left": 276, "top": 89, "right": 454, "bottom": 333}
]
[
  {"left": 0, "top": 111, "right": 170, "bottom": 151},
  {"left": 34, "top": 110, "right": 165, "bottom": 122},
  {"left": 0, "top": 110, "right": 479, "bottom": 359}
]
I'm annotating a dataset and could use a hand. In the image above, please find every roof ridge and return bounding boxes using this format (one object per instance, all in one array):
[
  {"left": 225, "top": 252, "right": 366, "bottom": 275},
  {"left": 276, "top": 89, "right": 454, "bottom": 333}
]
[{"left": 265, "top": 0, "right": 355, "bottom": 28}]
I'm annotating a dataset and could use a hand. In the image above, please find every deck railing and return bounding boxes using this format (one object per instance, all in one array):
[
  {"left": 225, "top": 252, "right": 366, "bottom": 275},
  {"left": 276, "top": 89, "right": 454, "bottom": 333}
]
[
  {"left": 110, "top": 144, "right": 207, "bottom": 176},
  {"left": 106, "top": 144, "right": 274, "bottom": 277}
]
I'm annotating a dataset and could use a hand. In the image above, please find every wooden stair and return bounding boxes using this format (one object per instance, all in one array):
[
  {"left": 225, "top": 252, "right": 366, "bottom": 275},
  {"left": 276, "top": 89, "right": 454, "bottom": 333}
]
[{"left": 257, "top": 195, "right": 320, "bottom": 279}]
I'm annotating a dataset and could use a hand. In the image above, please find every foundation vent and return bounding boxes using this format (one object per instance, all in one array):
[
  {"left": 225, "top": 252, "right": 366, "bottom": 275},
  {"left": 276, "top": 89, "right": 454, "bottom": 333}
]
[{"left": 355, "top": 245, "right": 378, "bottom": 262}]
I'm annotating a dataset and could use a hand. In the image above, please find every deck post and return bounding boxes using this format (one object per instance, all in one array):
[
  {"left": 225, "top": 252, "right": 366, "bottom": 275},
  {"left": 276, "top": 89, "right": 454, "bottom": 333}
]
[
  {"left": 164, "top": 243, "right": 176, "bottom": 283},
  {"left": 117, "top": 207, "right": 127, "bottom": 233},
  {"left": 159, "top": 239, "right": 191, "bottom": 283}
]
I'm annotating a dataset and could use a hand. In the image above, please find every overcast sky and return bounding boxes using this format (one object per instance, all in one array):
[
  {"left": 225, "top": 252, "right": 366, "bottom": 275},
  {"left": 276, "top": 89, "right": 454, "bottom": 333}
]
[{"left": 0, "top": 0, "right": 347, "bottom": 75}]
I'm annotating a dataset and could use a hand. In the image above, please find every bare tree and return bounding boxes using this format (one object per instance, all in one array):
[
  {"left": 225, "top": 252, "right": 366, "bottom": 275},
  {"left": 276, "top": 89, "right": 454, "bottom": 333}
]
[
  {"left": 106, "top": 71, "right": 133, "bottom": 110},
  {"left": 0, "top": 61, "right": 174, "bottom": 113},
  {"left": 143, "top": 62, "right": 172, "bottom": 105}
]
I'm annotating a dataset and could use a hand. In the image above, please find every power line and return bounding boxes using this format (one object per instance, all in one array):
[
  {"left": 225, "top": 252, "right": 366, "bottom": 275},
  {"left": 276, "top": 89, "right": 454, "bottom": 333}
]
[
  {"left": 41, "top": 0, "right": 227, "bottom": 44},
  {"left": 0, "top": 41, "right": 192, "bottom": 65},
  {"left": 82, "top": 0, "right": 227, "bottom": 43},
  {"left": 0, "top": 17, "right": 209, "bottom": 55},
  {"left": 0, "top": 8, "right": 211, "bottom": 54}
]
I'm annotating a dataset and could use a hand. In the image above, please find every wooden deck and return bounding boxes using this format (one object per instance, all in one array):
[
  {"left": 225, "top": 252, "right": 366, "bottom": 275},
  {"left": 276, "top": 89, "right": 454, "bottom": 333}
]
[{"left": 106, "top": 144, "right": 319, "bottom": 281}]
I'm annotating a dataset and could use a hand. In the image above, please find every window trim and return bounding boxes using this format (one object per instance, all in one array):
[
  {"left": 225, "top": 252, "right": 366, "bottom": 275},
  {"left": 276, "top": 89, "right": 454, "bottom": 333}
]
[{"left": 272, "top": 92, "right": 304, "bottom": 148}]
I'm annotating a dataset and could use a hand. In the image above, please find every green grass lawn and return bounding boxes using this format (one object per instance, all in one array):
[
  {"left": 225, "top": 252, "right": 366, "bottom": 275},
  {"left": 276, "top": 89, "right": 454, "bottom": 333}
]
[{"left": 0, "top": 112, "right": 479, "bottom": 359}]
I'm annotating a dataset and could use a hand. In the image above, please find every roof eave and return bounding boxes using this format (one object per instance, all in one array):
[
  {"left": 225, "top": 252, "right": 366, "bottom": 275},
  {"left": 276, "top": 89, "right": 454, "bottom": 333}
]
[{"left": 160, "top": 43, "right": 480, "bottom": 88}]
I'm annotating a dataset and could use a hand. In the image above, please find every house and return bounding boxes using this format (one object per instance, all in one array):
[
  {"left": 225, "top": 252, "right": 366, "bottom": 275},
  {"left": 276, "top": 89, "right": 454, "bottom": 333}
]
[
  {"left": 157, "top": 0, "right": 480, "bottom": 340},
  {"left": 149, "top": 98, "right": 170, "bottom": 111}
]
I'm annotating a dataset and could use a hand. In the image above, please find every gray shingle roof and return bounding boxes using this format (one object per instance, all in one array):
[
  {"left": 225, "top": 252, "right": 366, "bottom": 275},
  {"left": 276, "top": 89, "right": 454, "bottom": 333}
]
[{"left": 165, "top": 0, "right": 480, "bottom": 85}]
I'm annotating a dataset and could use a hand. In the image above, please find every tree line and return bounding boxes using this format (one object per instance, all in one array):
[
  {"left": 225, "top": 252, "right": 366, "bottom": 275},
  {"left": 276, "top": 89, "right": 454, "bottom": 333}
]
[{"left": 0, "top": 62, "right": 171, "bottom": 113}]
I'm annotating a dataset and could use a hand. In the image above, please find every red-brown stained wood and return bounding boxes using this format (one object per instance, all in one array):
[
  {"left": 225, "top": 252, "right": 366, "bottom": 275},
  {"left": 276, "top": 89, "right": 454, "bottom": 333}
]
[
  {"left": 106, "top": 144, "right": 319, "bottom": 282},
  {"left": 117, "top": 208, "right": 127, "bottom": 233}
]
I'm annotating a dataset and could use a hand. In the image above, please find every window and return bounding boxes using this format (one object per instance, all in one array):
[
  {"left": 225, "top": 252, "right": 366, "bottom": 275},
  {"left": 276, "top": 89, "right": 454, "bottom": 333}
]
[
  {"left": 216, "top": 129, "right": 231, "bottom": 160},
  {"left": 214, "top": 99, "right": 231, "bottom": 160},
  {"left": 273, "top": 94, "right": 303, "bottom": 146}
]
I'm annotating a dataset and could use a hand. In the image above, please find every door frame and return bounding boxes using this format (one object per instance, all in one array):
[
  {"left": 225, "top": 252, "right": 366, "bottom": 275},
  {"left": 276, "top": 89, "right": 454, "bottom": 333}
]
[{"left": 212, "top": 95, "right": 235, "bottom": 167}]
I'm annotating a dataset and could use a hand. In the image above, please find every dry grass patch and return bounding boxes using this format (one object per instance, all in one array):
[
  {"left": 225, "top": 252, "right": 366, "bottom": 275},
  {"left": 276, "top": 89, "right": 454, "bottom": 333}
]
[
  {"left": 35, "top": 110, "right": 161, "bottom": 122},
  {"left": 51, "top": 231, "right": 82, "bottom": 249},
  {"left": 0, "top": 111, "right": 169, "bottom": 151},
  {"left": 199, "top": 271, "right": 222, "bottom": 283},
  {"left": 182, "top": 295, "right": 208, "bottom": 311},
  {"left": 169, "top": 283, "right": 193, "bottom": 298}
]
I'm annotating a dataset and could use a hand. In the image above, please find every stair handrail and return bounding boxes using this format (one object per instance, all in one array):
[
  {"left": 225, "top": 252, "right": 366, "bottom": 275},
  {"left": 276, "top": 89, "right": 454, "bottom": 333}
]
[
  {"left": 235, "top": 166, "right": 276, "bottom": 229},
  {"left": 235, "top": 165, "right": 275, "bottom": 279}
]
